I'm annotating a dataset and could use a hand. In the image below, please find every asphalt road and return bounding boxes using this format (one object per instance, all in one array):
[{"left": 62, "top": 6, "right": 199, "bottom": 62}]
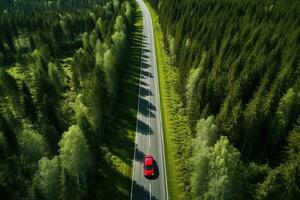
[{"left": 130, "top": 0, "right": 168, "bottom": 200}]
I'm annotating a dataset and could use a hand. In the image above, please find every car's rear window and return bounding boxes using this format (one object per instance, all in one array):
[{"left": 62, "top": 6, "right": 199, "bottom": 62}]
[{"left": 144, "top": 165, "right": 153, "bottom": 170}]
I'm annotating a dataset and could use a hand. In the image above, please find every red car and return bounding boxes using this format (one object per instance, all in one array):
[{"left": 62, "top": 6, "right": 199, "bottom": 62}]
[{"left": 143, "top": 154, "right": 155, "bottom": 177}]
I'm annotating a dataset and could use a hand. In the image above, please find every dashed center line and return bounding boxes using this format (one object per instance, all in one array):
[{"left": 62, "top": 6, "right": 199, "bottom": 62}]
[{"left": 149, "top": 182, "right": 152, "bottom": 200}]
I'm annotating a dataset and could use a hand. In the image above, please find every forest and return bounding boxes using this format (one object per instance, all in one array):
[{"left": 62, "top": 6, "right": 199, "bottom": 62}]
[
  {"left": 0, "top": 0, "right": 135, "bottom": 199},
  {"left": 150, "top": 0, "right": 300, "bottom": 199}
]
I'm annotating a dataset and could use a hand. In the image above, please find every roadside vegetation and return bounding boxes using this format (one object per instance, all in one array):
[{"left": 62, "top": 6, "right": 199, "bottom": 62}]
[
  {"left": 0, "top": 0, "right": 141, "bottom": 199},
  {"left": 148, "top": 0, "right": 300, "bottom": 199}
]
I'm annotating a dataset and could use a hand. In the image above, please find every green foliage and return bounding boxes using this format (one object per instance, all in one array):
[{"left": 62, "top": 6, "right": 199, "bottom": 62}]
[
  {"left": 48, "top": 62, "right": 64, "bottom": 93},
  {"left": 0, "top": 0, "right": 135, "bottom": 199},
  {"left": 194, "top": 116, "right": 218, "bottom": 147},
  {"left": 59, "top": 168, "right": 81, "bottom": 200},
  {"left": 103, "top": 49, "right": 118, "bottom": 99},
  {"left": 18, "top": 128, "right": 48, "bottom": 168},
  {"left": 114, "top": 16, "right": 126, "bottom": 32},
  {"left": 186, "top": 52, "right": 209, "bottom": 123},
  {"left": 32, "top": 157, "right": 60, "bottom": 200},
  {"left": 84, "top": 67, "right": 109, "bottom": 137},
  {"left": 269, "top": 88, "right": 300, "bottom": 153},
  {"left": 59, "top": 125, "right": 91, "bottom": 186},
  {"left": 0, "top": 69, "right": 22, "bottom": 116},
  {"left": 191, "top": 136, "right": 245, "bottom": 200},
  {"left": 153, "top": 0, "right": 300, "bottom": 198}
]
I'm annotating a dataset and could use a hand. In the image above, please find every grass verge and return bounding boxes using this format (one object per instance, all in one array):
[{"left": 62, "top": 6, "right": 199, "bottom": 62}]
[
  {"left": 89, "top": 6, "right": 143, "bottom": 200},
  {"left": 145, "top": 2, "right": 192, "bottom": 200}
]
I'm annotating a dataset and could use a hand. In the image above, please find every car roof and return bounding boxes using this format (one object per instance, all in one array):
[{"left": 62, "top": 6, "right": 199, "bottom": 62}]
[
  {"left": 145, "top": 157, "right": 153, "bottom": 165},
  {"left": 144, "top": 155, "right": 154, "bottom": 165}
]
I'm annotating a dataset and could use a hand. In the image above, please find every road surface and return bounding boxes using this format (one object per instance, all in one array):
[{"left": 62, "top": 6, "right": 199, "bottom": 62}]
[{"left": 130, "top": 0, "right": 168, "bottom": 200}]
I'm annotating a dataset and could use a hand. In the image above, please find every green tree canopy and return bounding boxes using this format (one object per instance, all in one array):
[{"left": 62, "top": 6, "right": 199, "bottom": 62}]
[
  {"left": 59, "top": 125, "right": 91, "bottom": 186},
  {"left": 32, "top": 156, "right": 60, "bottom": 200},
  {"left": 18, "top": 128, "right": 48, "bottom": 168}
]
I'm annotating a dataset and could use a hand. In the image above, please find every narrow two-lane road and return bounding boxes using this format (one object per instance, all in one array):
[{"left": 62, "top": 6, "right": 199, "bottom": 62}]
[{"left": 130, "top": 0, "right": 168, "bottom": 200}]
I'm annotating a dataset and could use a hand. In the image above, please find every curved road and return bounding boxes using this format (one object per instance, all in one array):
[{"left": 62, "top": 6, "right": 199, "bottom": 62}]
[{"left": 130, "top": 0, "right": 168, "bottom": 200}]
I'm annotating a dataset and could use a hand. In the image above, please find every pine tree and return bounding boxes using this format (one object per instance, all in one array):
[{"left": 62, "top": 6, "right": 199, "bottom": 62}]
[
  {"left": 84, "top": 66, "right": 110, "bottom": 138},
  {"left": 103, "top": 49, "right": 118, "bottom": 99},
  {"left": 269, "top": 88, "right": 300, "bottom": 154},
  {"left": 0, "top": 69, "right": 22, "bottom": 117},
  {"left": 48, "top": 62, "right": 64, "bottom": 93}
]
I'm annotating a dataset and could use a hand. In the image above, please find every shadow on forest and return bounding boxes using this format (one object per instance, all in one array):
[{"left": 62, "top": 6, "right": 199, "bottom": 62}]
[{"left": 87, "top": 158, "right": 132, "bottom": 200}]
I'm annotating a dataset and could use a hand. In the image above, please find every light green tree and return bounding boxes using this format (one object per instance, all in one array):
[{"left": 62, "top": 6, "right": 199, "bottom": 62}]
[
  {"left": 195, "top": 116, "right": 218, "bottom": 147},
  {"left": 0, "top": 69, "right": 22, "bottom": 117},
  {"left": 32, "top": 156, "right": 60, "bottom": 200},
  {"left": 191, "top": 133, "right": 245, "bottom": 200},
  {"left": 82, "top": 32, "right": 90, "bottom": 51},
  {"left": 95, "top": 17, "right": 105, "bottom": 38},
  {"left": 48, "top": 62, "right": 63, "bottom": 93},
  {"left": 89, "top": 31, "right": 97, "bottom": 50},
  {"left": 203, "top": 137, "right": 244, "bottom": 200},
  {"left": 114, "top": 16, "right": 125, "bottom": 32},
  {"left": 269, "top": 88, "right": 300, "bottom": 153},
  {"left": 190, "top": 116, "right": 218, "bottom": 198},
  {"left": 186, "top": 52, "right": 208, "bottom": 122},
  {"left": 18, "top": 129, "right": 48, "bottom": 169},
  {"left": 103, "top": 49, "right": 118, "bottom": 99},
  {"left": 124, "top": 1, "right": 133, "bottom": 24},
  {"left": 95, "top": 39, "right": 108, "bottom": 67},
  {"left": 59, "top": 125, "right": 91, "bottom": 189}
]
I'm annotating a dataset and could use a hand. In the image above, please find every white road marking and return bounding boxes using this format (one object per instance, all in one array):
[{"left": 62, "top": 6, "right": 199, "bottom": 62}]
[
  {"left": 150, "top": 182, "right": 152, "bottom": 200},
  {"left": 148, "top": 133, "right": 151, "bottom": 149},
  {"left": 147, "top": 17, "right": 151, "bottom": 151}
]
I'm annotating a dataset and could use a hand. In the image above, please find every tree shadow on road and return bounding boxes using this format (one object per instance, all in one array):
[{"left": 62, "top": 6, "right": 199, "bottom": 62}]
[
  {"left": 131, "top": 181, "right": 159, "bottom": 200},
  {"left": 137, "top": 119, "right": 154, "bottom": 135},
  {"left": 134, "top": 146, "right": 146, "bottom": 163},
  {"left": 138, "top": 97, "right": 156, "bottom": 118}
]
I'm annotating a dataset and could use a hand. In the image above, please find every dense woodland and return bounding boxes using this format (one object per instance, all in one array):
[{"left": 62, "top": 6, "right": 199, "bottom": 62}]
[
  {"left": 0, "top": 0, "right": 135, "bottom": 199},
  {"left": 150, "top": 0, "right": 300, "bottom": 199}
]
